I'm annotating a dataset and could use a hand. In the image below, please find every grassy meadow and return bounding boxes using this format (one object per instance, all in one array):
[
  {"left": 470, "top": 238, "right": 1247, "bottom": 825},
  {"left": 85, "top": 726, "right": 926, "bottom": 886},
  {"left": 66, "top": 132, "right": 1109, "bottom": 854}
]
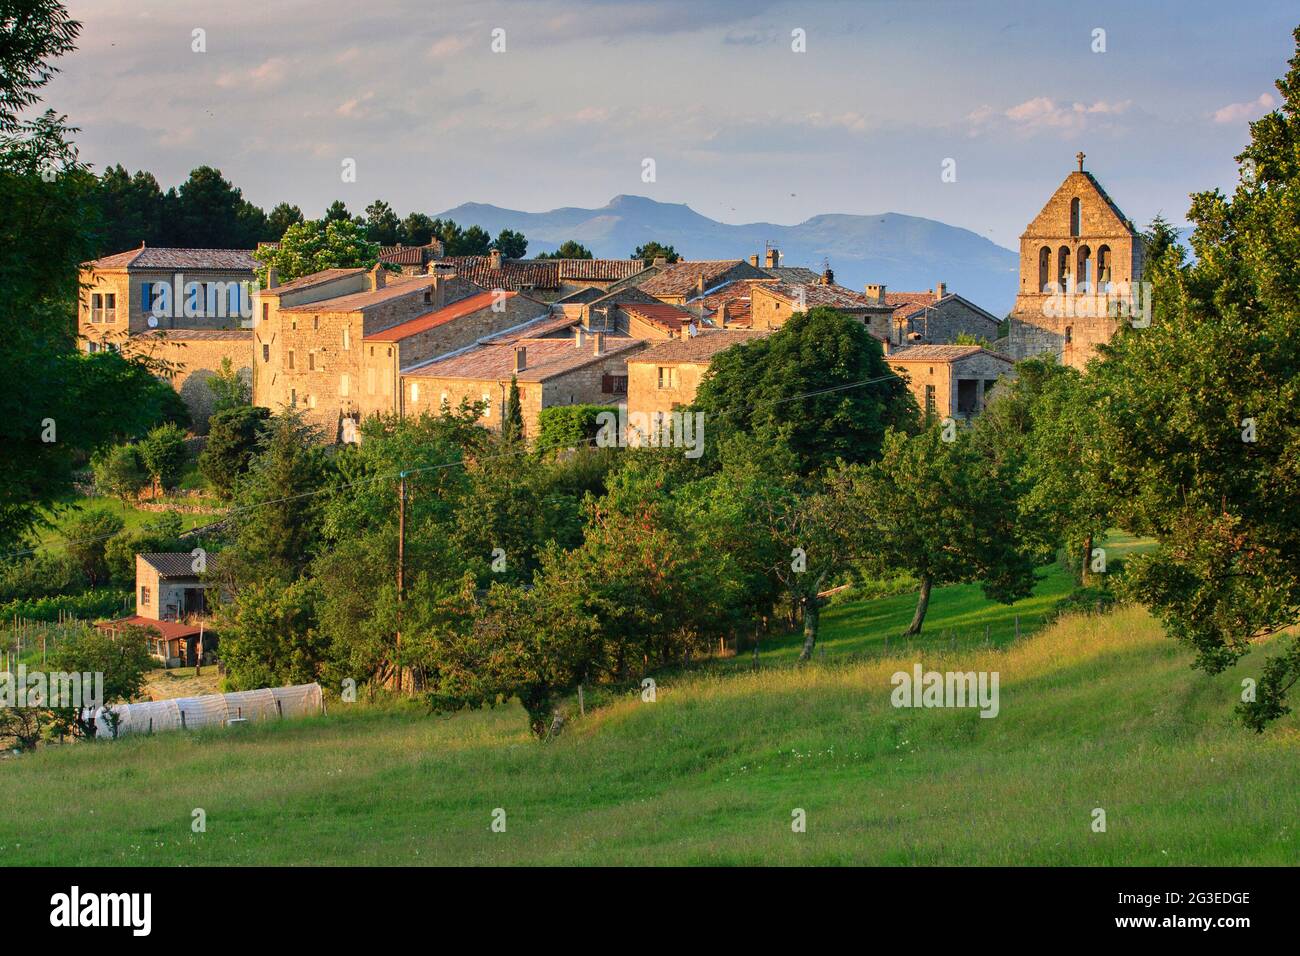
[{"left": 2, "top": 589, "right": 1296, "bottom": 865}]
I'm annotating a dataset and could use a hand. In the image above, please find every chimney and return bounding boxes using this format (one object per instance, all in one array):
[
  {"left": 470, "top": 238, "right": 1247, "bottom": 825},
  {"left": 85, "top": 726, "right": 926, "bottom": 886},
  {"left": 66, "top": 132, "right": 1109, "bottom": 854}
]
[
  {"left": 749, "top": 254, "right": 759, "bottom": 267},
  {"left": 935, "top": 281, "right": 947, "bottom": 300},
  {"left": 765, "top": 248, "right": 780, "bottom": 269},
  {"left": 821, "top": 267, "right": 834, "bottom": 286},
  {"left": 423, "top": 276, "right": 444, "bottom": 311},
  {"left": 652, "top": 256, "right": 667, "bottom": 268},
  {"left": 266, "top": 266, "right": 279, "bottom": 289},
  {"left": 575, "top": 327, "right": 585, "bottom": 349},
  {"left": 865, "top": 283, "right": 887, "bottom": 304},
  {"left": 696, "top": 274, "right": 706, "bottom": 296},
  {"left": 489, "top": 248, "right": 502, "bottom": 270},
  {"left": 514, "top": 345, "right": 526, "bottom": 373},
  {"left": 592, "top": 332, "right": 605, "bottom": 356},
  {"left": 368, "top": 263, "right": 386, "bottom": 291},
  {"left": 718, "top": 300, "right": 729, "bottom": 325}
]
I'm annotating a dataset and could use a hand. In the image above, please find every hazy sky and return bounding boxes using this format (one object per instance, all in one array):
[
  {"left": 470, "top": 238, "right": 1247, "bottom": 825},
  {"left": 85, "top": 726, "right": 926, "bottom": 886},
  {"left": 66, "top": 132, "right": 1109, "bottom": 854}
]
[{"left": 47, "top": 0, "right": 1295, "bottom": 249}]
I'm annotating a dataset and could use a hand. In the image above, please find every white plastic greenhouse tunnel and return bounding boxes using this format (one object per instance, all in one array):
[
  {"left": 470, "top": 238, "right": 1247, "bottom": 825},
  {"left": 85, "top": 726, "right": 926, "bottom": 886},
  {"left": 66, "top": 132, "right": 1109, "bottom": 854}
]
[{"left": 91, "top": 683, "right": 325, "bottom": 738}]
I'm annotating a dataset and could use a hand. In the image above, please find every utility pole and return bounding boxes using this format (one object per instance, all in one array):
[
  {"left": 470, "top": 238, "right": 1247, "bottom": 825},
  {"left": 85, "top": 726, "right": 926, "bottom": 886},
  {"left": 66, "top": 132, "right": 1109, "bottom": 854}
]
[{"left": 395, "top": 470, "right": 407, "bottom": 694}]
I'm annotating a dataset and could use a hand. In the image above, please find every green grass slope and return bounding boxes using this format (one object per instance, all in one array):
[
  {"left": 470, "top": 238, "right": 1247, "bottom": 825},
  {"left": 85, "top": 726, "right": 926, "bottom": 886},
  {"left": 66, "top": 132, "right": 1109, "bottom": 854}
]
[{"left": 2, "top": 604, "right": 1296, "bottom": 866}]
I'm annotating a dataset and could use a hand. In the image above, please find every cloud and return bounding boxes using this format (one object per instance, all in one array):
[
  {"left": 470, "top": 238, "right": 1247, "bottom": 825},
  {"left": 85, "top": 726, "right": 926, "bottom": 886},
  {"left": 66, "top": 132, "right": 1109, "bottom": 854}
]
[
  {"left": 428, "top": 36, "right": 472, "bottom": 58},
  {"left": 215, "top": 56, "right": 289, "bottom": 91},
  {"left": 1211, "top": 93, "right": 1275, "bottom": 124},
  {"left": 968, "top": 97, "right": 1132, "bottom": 135}
]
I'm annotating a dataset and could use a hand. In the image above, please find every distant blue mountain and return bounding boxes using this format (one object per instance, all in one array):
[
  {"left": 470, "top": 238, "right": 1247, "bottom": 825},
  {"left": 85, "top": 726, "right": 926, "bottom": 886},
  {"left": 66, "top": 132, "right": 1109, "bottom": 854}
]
[{"left": 437, "top": 195, "right": 1020, "bottom": 315}]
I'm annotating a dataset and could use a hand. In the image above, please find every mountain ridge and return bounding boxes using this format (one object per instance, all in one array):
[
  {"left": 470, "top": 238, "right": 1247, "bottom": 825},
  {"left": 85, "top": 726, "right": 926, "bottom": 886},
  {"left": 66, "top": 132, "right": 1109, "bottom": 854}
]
[{"left": 436, "top": 195, "right": 1020, "bottom": 315}]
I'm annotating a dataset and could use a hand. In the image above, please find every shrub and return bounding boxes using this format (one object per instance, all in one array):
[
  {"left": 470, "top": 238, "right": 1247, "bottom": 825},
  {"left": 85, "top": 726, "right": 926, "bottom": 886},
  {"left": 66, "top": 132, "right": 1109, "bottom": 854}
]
[
  {"left": 92, "top": 443, "right": 148, "bottom": 502},
  {"left": 200, "top": 405, "right": 270, "bottom": 497},
  {"left": 537, "top": 404, "right": 616, "bottom": 450},
  {"left": 140, "top": 422, "right": 189, "bottom": 492},
  {"left": 62, "top": 508, "right": 125, "bottom": 587}
]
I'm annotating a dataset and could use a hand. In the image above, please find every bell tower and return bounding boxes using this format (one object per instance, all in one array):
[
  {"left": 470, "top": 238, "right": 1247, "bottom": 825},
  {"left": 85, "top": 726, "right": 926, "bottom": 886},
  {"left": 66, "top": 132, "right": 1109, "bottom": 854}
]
[{"left": 1007, "top": 155, "right": 1144, "bottom": 369}]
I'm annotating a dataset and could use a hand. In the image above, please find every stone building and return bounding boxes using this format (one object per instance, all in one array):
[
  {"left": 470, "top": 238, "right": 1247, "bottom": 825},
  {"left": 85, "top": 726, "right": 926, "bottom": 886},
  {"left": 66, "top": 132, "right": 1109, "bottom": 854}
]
[
  {"left": 749, "top": 279, "right": 895, "bottom": 336},
  {"left": 95, "top": 553, "right": 217, "bottom": 666},
  {"left": 429, "top": 250, "right": 656, "bottom": 302},
  {"left": 1006, "top": 154, "right": 1145, "bottom": 368},
  {"left": 873, "top": 283, "right": 1003, "bottom": 348},
  {"left": 626, "top": 330, "right": 769, "bottom": 420},
  {"left": 886, "top": 345, "right": 1014, "bottom": 421},
  {"left": 637, "top": 259, "right": 770, "bottom": 305},
  {"left": 251, "top": 264, "right": 546, "bottom": 439},
  {"left": 78, "top": 245, "right": 259, "bottom": 425},
  {"left": 401, "top": 330, "right": 645, "bottom": 440}
]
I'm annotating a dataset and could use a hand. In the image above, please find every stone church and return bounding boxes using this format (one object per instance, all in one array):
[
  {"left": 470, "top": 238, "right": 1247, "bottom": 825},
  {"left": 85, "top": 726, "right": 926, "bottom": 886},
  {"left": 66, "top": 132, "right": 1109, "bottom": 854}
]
[{"left": 1006, "top": 154, "right": 1145, "bottom": 369}]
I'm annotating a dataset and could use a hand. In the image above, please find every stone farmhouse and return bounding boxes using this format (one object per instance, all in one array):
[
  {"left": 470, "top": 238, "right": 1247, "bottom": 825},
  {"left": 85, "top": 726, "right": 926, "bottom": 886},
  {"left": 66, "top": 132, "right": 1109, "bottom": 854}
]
[
  {"left": 95, "top": 552, "right": 216, "bottom": 666},
  {"left": 875, "top": 282, "right": 1003, "bottom": 349},
  {"left": 78, "top": 245, "right": 258, "bottom": 427},
  {"left": 1006, "top": 154, "right": 1145, "bottom": 368},
  {"left": 885, "top": 345, "right": 1014, "bottom": 421},
  {"left": 626, "top": 330, "right": 769, "bottom": 422}
]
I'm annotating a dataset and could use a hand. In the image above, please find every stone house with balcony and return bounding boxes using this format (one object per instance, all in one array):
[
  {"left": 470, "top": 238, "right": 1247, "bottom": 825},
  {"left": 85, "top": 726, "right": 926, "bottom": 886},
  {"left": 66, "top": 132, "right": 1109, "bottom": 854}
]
[{"left": 78, "top": 245, "right": 259, "bottom": 426}]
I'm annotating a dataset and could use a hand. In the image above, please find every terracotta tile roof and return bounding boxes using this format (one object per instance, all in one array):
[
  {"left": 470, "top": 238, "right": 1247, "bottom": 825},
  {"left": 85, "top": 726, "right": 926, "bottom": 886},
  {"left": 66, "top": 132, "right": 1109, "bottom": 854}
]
[
  {"left": 756, "top": 281, "right": 893, "bottom": 311},
  {"left": 279, "top": 274, "right": 454, "bottom": 313},
  {"left": 135, "top": 329, "right": 253, "bottom": 342},
  {"left": 87, "top": 246, "right": 258, "bottom": 272},
  {"left": 621, "top": 301, "right": 695, "bottom": 334},
  {"left": 886, "top": 344, "right": 1012, "bottom": 364},
  {"left": 263, "top": 267, "right": 365, "bottom": 297},
  {"left": 554, "top": 259, "right": 647, "bottom": 281},
  {"left": 881, "top": 290, "right": 940, "bottom": 318},
  {"left": 378, "top": 242, "right": 444, "bottom": 266},
  {"left": 764, "top": 266, "right": 821, "bottom": 283},
  {"left": 96, "top": 615, "right": 203, "bottom": 639},
  {"left": 364, "top": 291, "right": 517, "bottom": 343},
  {"left": 406, "top": 336, "right": 643, "bottom": 383},
  {"left": 628, "top": 329, "right": 770, "bottom": 365},
  {"left": 439, "top": 256, "right": 561, "bottom": 291},
  {"left": 479, "top": 312, "right": 579, "bottom": 344},
  {"left": 637, "top": 260, "right": 755, "bottom": 298},
  {"left": 690, "top": 278, "right": 778, "bottom": 325}
]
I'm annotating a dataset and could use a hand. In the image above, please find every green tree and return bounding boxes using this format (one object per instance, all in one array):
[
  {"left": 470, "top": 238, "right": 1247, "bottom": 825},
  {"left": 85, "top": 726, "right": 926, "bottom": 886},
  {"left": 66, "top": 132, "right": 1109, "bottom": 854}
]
[
  {"left": 502, "top": 377, "right": 524, "bottom": 444},
  {"left": 104, "top": 511, "right": 185, "bottom": 584},
  {"left": 92, "top": 442, "right": 148, "bottom": 502},
  {"left": 216, "top": 409, "right": 329, "bottom": 589},
  {"left": 139, "top": 422, "right": 188, "bottom": 493},
  {"left": 631, "top": 241, "right": 680, "bottom": 263},
  {"left": 255, "top": 217, "right": 380, "bottom": 283},
  {"left": 494, "top": 228, "right": 527, "bottom": 259},
  {"left": 323, "top": 199, "right": 351, "bottom": 223},
  {"left": 455, "top": 224, "right": 491, "bottom": 256},
  {"left": 537, "top": 239, "right": 593, "bottom": 260},
  {"left": 199, "top": 405, "right": 270, "bottom": 498},
  {"left": 172, "top": 165, "right": 267, "bottom": 247},
  {"left": 206, "top": 355, "right": 250, "bottom": 412},
  {"left": 93, "top": 164, "right": 166, "bottom": 254},
  {"left": 364, "top": 199, "right": 401, "bottom": 245},
  {"left": 266, "top": 201, "right": 304, "bottom": 239},
  {"left": 400, "top": 212, "right": 436, "bottom": 246},
  {"left": 218, "top": 579, "right": 325, "bottom": 690},
  {"left": 849, "top": 426, "right": 1036, "bottom": 636},
  {"left": 62, "top": 507, "right": 124, "bottom": 587},
  {"left": 1087, "top": 28, "right": 1300, "bottom": 730},
  {"left": 47, "top": 624, "right": 152, "bottom": 739},
  {"left": 694, "top": 306, "right": 919, "bottom": 474}
]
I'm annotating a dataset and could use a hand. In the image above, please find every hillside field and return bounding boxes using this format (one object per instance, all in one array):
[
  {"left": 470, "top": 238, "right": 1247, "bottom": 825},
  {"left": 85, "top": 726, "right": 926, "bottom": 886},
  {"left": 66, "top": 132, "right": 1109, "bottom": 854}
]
[{"left": 2, "top": 578, "right": 1297, "bottom": 865}]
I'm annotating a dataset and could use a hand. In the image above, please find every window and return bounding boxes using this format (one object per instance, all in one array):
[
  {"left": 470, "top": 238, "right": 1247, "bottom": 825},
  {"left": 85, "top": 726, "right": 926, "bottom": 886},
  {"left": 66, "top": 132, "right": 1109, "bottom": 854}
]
[
  {"left": 925, "top": 384, "right": 936, "bottom": 417},
  {"left": 140, "top": 282, "right": 152, "bottom": 315},
  {"left": 308, "top": 394, "right": 317, "bottom": 409},
  {"left": 262, "top": 302, "right": 269, "bottom": 322},
  {"left": 1038, "top": 246, "right": 1051, "bottom": 292},
  {"left": 602, "top": 374, "right": 627, "bottom": 395},
  {"left": 657, "top": 366, "right": 678, "bottom": 389},
  {"left": 481, "top": 392, "right": 492, "bottom": 419},
  {"left": 262, "top": 344, "right": 270, "bottom": 362},
  {"left": 291, "top": 316, "right": 297, "bottom": 330},
  {"left": 1064, "top": 326, "right": 1073, "bottom": 345},
  {"left": 290, "top": 388, "right": 297, "bottom": 406},
  {"left": 140, "top": 585, "right": 150, "bottom": 607},
  {"left": 312, "top": 315, "right": 319, "bottom": 330},
  {"left": 342, "top": 327, "right": 350, "bottom": 351},
  {"left": 1069, "top": 197, "right": 1081, "bottom": 237},
  {"left": 287, "top": 350, "right": 295, "bottom": 370},
  {"left": 410, "top": 382, "right": 420, "bottom": 402},
  {"left": 340, "top": 374, "right": 349, "bottom": 397},
  {"left": 91, "top": 293, "right": 102, "bottom": 321},
  {"left": 308, "top": 351, "right": 316, "bottom": 371}
]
